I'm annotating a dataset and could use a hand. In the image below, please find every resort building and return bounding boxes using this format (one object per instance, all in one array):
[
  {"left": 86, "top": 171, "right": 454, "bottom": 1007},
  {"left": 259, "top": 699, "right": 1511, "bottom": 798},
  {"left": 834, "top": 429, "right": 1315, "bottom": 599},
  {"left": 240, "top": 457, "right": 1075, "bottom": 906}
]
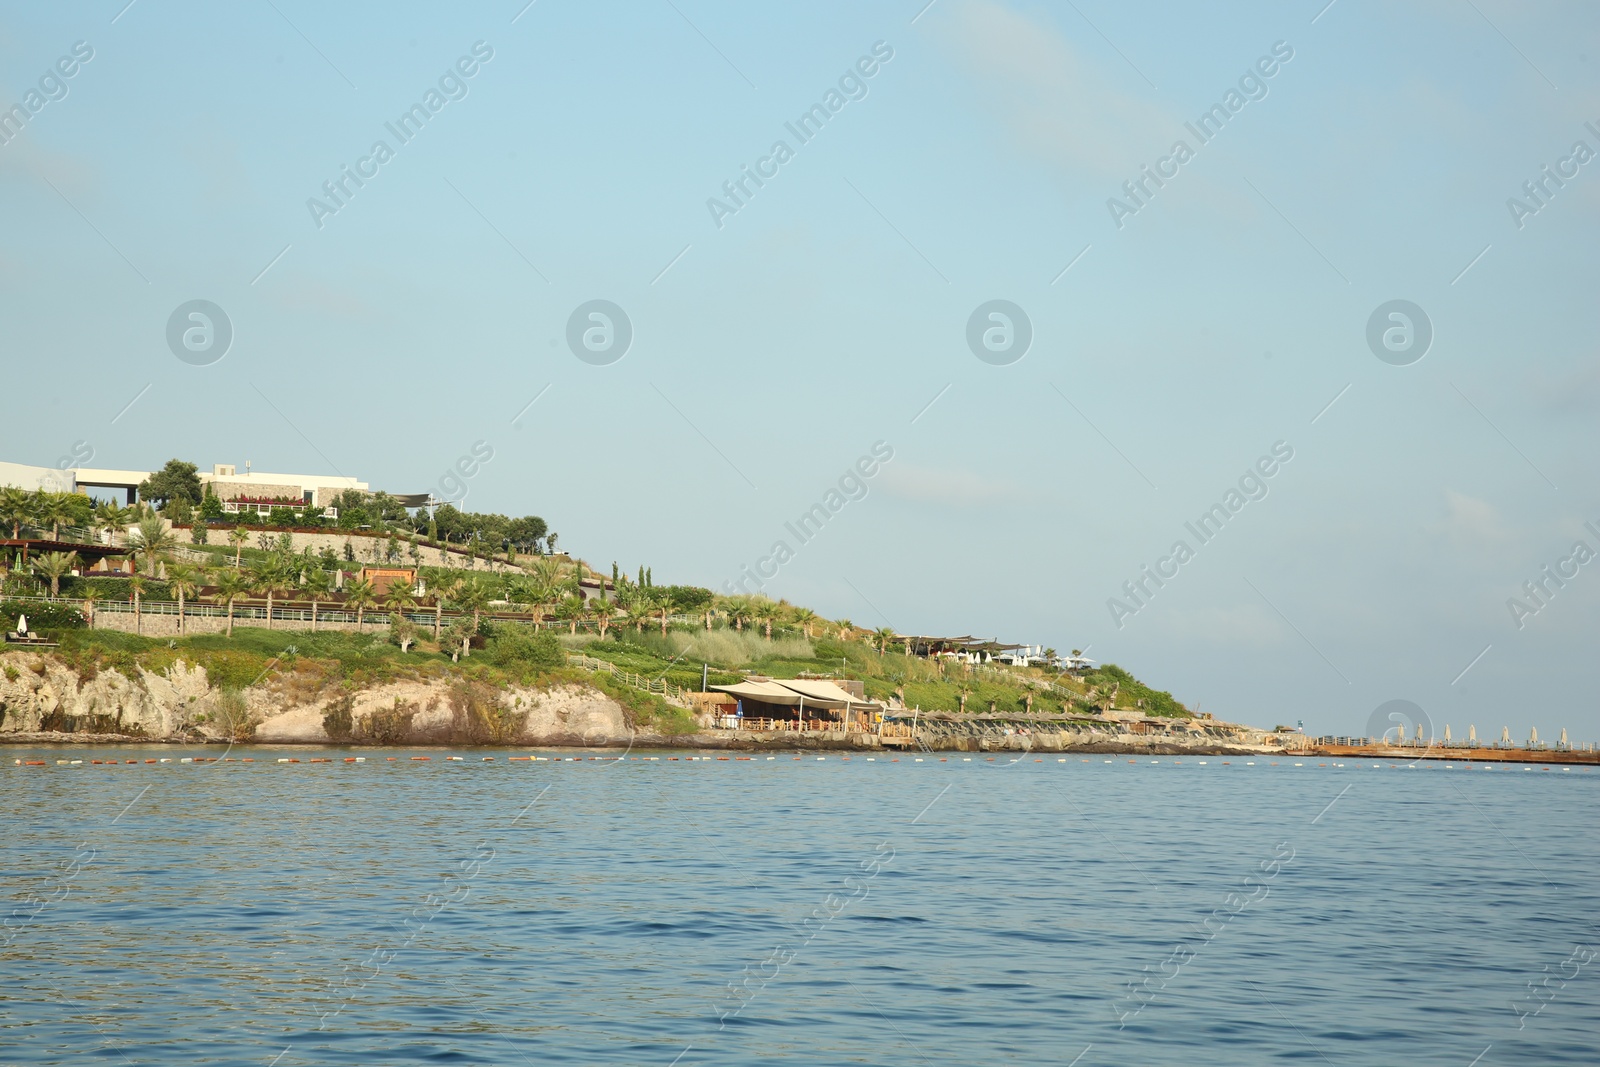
[{"left": 1, "top": 458, "right": 368, "bottom": 508}]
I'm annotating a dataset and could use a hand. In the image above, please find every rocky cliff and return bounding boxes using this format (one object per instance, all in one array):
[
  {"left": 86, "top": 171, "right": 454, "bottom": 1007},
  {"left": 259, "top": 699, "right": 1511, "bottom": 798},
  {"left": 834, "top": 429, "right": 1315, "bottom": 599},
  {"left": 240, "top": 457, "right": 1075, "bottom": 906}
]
[{"left": 0, "top": 651, "right": 633, "bottom": 746}]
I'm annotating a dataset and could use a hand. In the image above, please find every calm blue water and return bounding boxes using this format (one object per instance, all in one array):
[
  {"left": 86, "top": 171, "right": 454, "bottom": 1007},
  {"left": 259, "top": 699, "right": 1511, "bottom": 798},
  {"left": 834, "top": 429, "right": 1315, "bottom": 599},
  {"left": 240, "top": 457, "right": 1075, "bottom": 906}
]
[{"left": 3, "top": 746, "right": 1597, "bottom": 1065}]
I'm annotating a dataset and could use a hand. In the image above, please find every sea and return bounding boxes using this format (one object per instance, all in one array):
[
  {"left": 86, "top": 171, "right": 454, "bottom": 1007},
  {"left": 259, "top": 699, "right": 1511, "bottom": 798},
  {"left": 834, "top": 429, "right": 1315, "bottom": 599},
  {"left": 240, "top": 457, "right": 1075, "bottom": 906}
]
[{"left": 3, "top": 745, "right": 1597, "bottom": 1065}]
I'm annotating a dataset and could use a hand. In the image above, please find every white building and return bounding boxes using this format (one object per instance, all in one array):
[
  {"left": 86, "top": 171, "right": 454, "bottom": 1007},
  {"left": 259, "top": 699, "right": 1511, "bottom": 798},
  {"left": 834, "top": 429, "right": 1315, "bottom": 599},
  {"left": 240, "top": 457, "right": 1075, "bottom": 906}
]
[{"left": 2, "top": 459, "right": 368, "bottom": 507}]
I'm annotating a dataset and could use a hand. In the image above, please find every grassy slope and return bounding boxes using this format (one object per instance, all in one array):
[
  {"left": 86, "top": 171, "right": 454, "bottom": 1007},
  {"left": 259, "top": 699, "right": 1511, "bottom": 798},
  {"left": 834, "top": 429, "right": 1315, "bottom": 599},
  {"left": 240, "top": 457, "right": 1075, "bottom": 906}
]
[
  {"left": 568, "top": 630, "right": 1192, "bottom": 718},
  {"left": 36, "top": 621, "right": 1191, "bottom": 738}
]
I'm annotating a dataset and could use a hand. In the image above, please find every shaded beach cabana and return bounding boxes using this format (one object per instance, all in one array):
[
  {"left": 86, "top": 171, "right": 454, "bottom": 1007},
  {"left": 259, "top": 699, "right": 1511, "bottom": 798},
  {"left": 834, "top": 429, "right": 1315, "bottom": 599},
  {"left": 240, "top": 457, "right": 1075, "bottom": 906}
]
[{"left": 709, "top": 678, "right": 881, "bottom": 729}]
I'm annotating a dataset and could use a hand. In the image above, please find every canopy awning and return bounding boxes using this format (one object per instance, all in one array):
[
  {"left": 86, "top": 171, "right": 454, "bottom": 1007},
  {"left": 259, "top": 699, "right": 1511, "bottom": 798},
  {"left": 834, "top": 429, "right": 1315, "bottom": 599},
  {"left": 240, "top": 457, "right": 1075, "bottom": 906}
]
[{"left": 709, "top": 679, "right": 880, "bottom": 711}]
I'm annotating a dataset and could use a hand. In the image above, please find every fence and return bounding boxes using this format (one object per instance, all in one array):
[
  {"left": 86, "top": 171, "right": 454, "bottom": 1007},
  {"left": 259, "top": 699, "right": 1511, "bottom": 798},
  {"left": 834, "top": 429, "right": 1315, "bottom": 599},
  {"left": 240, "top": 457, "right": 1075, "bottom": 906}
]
[{"left": 564, "top": 653, "right": 692, "bottom": 706}]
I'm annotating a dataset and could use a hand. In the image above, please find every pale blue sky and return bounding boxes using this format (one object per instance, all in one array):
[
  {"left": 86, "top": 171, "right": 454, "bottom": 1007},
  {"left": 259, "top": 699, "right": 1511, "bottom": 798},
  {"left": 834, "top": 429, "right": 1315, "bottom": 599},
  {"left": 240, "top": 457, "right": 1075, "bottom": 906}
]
[{"left": 4, "top": 1, "right": 1598, "bottom": 739}]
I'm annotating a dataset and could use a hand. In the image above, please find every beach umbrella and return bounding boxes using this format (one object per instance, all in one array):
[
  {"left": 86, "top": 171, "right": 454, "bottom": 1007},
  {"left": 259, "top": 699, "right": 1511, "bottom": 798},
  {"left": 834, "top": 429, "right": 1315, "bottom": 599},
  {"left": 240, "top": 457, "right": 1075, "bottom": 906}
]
[
  {"left": 1560, "top": 728, "right": 1568, "bottom": 747},
  {"left": 1468, "top": 724, "right": 1477, "bottom": 743},
  {"left": 15, "top": 613, "right": 26, "bottom": 634},
  {"left": 1444, "top": 725, "right": 1452, "bottom": 742},
  {"left": 1415, "top": 722, "right": 1424, "bottom": 741},
  {"left": 1501, "top": 726, "right": 1511, "bottom": 745},
  {"left": 1530, "top": 727, "right": 1539, "bottom": 745}
]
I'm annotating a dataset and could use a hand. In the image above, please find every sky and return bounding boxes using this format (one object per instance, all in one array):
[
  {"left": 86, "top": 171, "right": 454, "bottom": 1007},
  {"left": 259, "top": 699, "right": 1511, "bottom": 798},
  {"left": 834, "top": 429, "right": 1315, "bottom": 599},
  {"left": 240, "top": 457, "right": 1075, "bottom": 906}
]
[{"left": 3, "top": 0, "right": 1598, "bottom": 741}]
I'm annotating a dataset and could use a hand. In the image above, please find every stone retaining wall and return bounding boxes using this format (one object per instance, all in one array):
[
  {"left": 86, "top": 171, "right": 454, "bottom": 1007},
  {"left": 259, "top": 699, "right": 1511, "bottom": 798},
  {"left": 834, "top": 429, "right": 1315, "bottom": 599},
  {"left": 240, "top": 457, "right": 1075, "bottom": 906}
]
[
  {"left": 177, "top": 527, "right": 521, "bottom": 573},
  {"left": 90, "top": 611, "right": 381, "bottom": 638}
]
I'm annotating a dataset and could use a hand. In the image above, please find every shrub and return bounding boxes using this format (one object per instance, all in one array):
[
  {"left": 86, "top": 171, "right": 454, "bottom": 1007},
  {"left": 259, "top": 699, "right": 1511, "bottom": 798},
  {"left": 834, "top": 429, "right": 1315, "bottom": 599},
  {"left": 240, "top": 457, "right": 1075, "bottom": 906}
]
[
  {"left": 0, "top": 600, "right": 87, "bottom": 632},
  {"left": 323, "top": 693, "right": 354, "bottom": 740},
  {"left": 487, "top": 626, "right": 563, "bottom": 671}
]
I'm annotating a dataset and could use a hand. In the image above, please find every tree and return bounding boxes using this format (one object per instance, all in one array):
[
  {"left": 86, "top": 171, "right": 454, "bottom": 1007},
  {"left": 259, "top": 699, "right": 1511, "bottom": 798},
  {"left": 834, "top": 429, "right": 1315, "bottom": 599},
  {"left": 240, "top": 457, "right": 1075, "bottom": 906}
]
[
  {"left": 0, "top": 486, "right": 29, "bottom": 538},
  {"left": 792, "top": 607, "right": 818, "bottom": 638},
  {"left": 228, "top": 524, "right": 250, "bottom": 568},
  {"left": 92, "top": 502, "right": 131, "bottom": 544},
  {"left": 752, "top": 599, "right": 779, "bottom": 640},
  {"left": 34, "top": 492, "right": 76, "bottom": 540},
  {"left": 433, "top": 576, "right": 462, "bottom": 640},
  {"left": 875, "top": 627, "right": 897, "bottom": 655},
  {"left": 127, "top": 574, "right": 147, "bottom": 636},
  {"left": 837, "top": 619, "right": 855, "bottom": 641},
  {"left": 126, "top": 517, "right": 178, "bottom": 579},
  {"left": 210, "top": 569, "right": 250, "bottom": 638},
  {"left": 79, "top": 584, "right": 103, "bottom": 629},
  {"left": 593, "top": 596, "right": 614, "bottom": 639},
  {"left": 556, "top": 594, "right": 585, "bottom": 635},
  {"left": 725, "top": 595, "right": 754, "bottom": 632},
  {"left": 199, "top": 486, "right": 225, "bottom": 522},
  {"left": 389, "top": 612, "right": 419, "bottom": 653},
  {"left": 506, "top": 515, "right": 548, "bottom": 554},
  {"left": 454, "top": 577, "right": 490, "bottom": 633},
  {"left": 444, "top": 615, "right": 474, "bottom": 662},
  {"left": 33, "top": 551, "right": 78, "bottom": 598},
  {"left": 305, "top": 569, "right": 333, "bottom": 632},
  {"left": 166, "top": 561, "right": 204, "bottom": 635},
  {"left": 344, "top": 576, "right": 378, "bottom": 632},
  {"left": 652, "top": 590, "right": 673, "bottom": 636},
  {"left": 136, "top": 459, "right": 202, "bottom": 509},
  {"left": 251, "top": 556, "right": 294, "bottom": 631},
  {"left": 384, "top": 576, "right": 417, "bottom": 617}
]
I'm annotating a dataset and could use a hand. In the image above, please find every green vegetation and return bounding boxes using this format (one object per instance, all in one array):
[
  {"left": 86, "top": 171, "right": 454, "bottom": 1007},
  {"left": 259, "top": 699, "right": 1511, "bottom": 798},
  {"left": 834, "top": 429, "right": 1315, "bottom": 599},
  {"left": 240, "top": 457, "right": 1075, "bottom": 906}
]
[{"left": 1, "top": 464, "right": 1193, "bottom": 725}]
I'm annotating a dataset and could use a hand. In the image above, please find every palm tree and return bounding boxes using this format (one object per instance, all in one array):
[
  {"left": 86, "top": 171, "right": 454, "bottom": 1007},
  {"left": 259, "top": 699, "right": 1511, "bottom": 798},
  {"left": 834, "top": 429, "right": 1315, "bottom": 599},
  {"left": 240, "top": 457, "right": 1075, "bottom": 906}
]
[
  {"left": 383, "top": 577, "right": 417, "bottom": 617},
  {"left": 653, "top": 591, "right": 673, "bottom": 636},
  {"left": 228, "top": 524, "right": 250, "bottom": 568},
  {"left": 556, "top": 594, "right": 585, "bottom": 635},
  {"left": 127, "top": 574, "right": 147, "bottom": 635},
  {"left": 35, "top": 492, "right": 75, "bottom": 541},
  {"left": 874, "top": 627, "right": 897, "bottom": 656},
  {"left": 209, "top": 569, "right": 250, "bottom": 637},
  {"left": 305, "top": 569, "right": 333, "bottom": 632},
  {"left": 752, "top": 599, "right": 779, "bottom": 640},
  {"left": 166, "top": 561, "right": 204, "bottom": 635},
  {"left": 725, "top": 595, "right": 753, "bottom": 632},
  {"left": 792, "top": 607, "right": 818, "bottom": 639},
  {"left": 344, "top": 576, "right": 378, "bottom": 632},
  {"left": 433, "top": 576, "right": 463, "bottom": 640},
  {"left": 33, "top": 551, "right": 78, "bottom": 598},
  {"left": 837, "top": 619, "right": 855, "bottom": 641},
  {"left": 92, "top": 502, "right": 131, "bottom": 544},
  {"left": 454, "top": 577, "right": 490, "bottom": 633},
  {"left": 80, "top": 584, "right": 103, "bottom": 629},
  {"left": 593, "top": 595, "right": 615, "bottom": 639},
  {"left": 0, "top": 486, "right": 29, "bottom": 538},
  {"left": 126, "top": 517, "right": 178, "bottom": 579},
  {"left": 251, "top": 556, "right": 295, "bottom": 631}
]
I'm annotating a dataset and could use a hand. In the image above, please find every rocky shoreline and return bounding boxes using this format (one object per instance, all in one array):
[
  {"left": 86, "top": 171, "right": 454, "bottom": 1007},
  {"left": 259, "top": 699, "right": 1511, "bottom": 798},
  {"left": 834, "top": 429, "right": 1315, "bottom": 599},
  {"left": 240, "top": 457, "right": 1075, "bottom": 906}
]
[{"left": 0, "top": 650, "right": 1288, "bottom": 755}]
